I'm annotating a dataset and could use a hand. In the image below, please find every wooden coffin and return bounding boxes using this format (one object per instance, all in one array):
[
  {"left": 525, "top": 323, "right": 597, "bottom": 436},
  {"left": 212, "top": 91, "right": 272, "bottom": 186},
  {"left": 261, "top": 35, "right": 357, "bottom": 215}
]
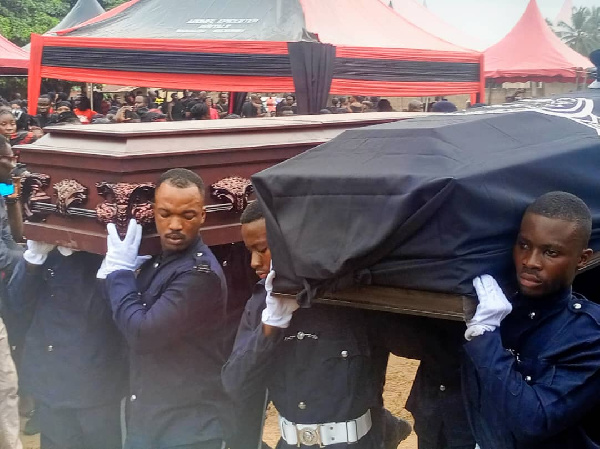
[{"left": 16, "top": 113, "right": 419, "bottom": 255}]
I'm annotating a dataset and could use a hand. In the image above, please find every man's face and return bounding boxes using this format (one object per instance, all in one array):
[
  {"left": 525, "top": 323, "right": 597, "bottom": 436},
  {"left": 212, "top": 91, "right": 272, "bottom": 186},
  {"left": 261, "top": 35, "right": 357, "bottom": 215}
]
[
  {"left": 0, "top": 144, "right": 16, "bottom": 183},
  {"left": 37, "top": 98, "right": 51, "bottom": 115},
  {"left": 134, "top": 96, "right": 146, "bottom": 111},
  {"left": 286, "top": 96, "right": 294, "bottom": 106},
  {"left": 219, "top": 93, "right": 228, "bottom": 103},
  {"left": 0, "top": 114, "right": 17, "bottom": 138},
  {"left": 154, "top": 182, "right": 206, "bottom": 253},
  {"left": 241, "top": 218, "right": 271, "bottom": 279},
  {"left": 513, "top": 212, "right": 592, "bottom": 297},
  {"left": 252, "top": 96, "right": 261, "bottom": 105}
]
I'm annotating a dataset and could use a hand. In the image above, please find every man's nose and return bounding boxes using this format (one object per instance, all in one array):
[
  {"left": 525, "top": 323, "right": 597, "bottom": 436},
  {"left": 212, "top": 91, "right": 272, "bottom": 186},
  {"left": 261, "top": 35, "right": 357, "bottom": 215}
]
[{"left": 523, "top": 250, "right": 543, "bottom": 269}]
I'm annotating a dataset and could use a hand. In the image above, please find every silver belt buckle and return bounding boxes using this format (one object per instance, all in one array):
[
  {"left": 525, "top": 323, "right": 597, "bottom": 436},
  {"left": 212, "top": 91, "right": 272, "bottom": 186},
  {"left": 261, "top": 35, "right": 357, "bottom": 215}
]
[{"left": 297, "top": 426, "right": 323, "bottom": 447}]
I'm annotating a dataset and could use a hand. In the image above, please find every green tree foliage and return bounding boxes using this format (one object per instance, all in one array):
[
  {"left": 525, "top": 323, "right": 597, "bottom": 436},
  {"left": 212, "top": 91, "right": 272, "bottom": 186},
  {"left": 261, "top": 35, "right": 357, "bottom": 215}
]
[
  {"left": 0, "top": 0, "right": 128, "bottom": 46},
  {"left": 556, "top": 6, "right": 600, "bottom": 56}
]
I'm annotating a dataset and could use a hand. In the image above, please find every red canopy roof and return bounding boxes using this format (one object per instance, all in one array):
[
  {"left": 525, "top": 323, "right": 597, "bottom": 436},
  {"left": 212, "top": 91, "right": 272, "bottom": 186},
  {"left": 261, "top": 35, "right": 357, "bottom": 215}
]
[
  {"left": 484, "top": 0, "right": 591, "bottom": 83},
  {"left": 0, "top": 34, "right": 28, "bottom": 74}
]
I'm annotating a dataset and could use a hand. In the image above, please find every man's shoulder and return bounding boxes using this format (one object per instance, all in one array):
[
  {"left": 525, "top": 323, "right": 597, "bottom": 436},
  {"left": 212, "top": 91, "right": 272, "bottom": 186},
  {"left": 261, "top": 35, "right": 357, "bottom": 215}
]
[{"left": 568, "top": 293, "right": 600, "bottom": 328}]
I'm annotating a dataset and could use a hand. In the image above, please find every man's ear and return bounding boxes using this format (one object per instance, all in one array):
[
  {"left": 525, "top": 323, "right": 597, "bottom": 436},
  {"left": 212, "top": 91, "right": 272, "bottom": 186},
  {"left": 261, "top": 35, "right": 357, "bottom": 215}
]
[{"left": 577, "top": 248, "right": 594, "bottom": 270}]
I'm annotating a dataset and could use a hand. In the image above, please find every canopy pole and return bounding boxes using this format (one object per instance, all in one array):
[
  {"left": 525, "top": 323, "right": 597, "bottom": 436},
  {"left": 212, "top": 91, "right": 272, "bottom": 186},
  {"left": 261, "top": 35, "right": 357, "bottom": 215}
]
[
  {"left": 487, "top": 82, "right": 493, "bottom": 105},
  {"left": 575, "top": 69, "right": 581, "bottom": 91},
  {"left": 478, "top": 53, "right": 486, "bottom": 104}
]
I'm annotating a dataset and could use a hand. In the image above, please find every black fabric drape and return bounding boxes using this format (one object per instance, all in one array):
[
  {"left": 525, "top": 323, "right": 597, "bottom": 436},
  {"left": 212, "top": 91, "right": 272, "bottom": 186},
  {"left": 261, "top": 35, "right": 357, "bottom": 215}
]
[
  {"left": 229, "top": 92, "right": 247, "bottom": 116},
  {"left": 287, "top": 42, "right": 335, "bottom": 115}
]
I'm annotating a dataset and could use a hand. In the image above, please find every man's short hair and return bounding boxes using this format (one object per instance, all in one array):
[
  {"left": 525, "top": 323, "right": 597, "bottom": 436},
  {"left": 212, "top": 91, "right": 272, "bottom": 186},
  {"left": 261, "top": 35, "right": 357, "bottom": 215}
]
[
  {"left": 156, "top": 168, "right": 205, "bottom": 196},
  {"left": 240, "top": 201, "right": 264, "bottom": 224},
  {"left": 0, "top": 135, "right": 10, "bottom": 154},
  {"left": 525, "top": 191, "right": 592, "bottom": 247}
]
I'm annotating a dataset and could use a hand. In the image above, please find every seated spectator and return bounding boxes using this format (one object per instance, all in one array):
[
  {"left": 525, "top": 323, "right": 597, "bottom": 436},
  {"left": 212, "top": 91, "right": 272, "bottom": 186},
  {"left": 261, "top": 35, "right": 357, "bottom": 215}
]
[
  {"left": 276, "top": 94, "right": 297, "bottom": 116},
  {"left": 279, "top": 106, "right": 295, "bottom": 116},
  {"left": 190, "top": 102, "right": 211, "bottom": 120},
  {"left": 10, "top": 100, "right": 32, "bottom": 131},
  {"left": 432, "top": 100, "right": 458, "bottom": 113},
  {"left": 73, "top": 96, "right": 97, "bottom": 124},
  {"left": 34, "top": 96, "right": 59, "bottom": 128},
  {"left": 0, "top": 110, "right": 43, "bottom": 155},
  {"left": 56, "top": 111, "right": 81, "bottom": 125},
  {"left": 215, "top": 92, "right": 229, "bottom": 119},
  {"left": 168, "top": 93, "right": 184, "bottom": 121},
  {"left": 242, "top": 94, "right": 267, "bottom": 118},
  {"left": 205, "top": 97, "right": 220, "bottom": 120},
  {"left": 377, "top": 99, "right": 395, "bottom": 112},
  {"left": 328, "top": 97, "right": 340, "bottom": 113},
  {"left": 55, "top": 101, "right": 72, "bottom": 114},
  {"left": 362, "top": 100, "right": 374, "bottom": 112},
  {"left": 407, "top": 100, "right": 423, "bottom": 112}
]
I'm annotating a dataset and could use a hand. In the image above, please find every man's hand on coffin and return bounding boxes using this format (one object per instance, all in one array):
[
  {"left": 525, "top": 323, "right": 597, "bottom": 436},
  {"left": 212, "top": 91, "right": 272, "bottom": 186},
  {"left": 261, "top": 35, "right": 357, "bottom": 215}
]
[
  {"left": 100, "top": 219, "right": 143, "bottom": 277},
  {"left": 261, "top": 269, "right": 299, "bottom": 329},
  {"left": 23, "top": 240, "right": 55, "bottom": 265},
  {"left": 465, "top": 275, "right": 512, "bottom": 341}
]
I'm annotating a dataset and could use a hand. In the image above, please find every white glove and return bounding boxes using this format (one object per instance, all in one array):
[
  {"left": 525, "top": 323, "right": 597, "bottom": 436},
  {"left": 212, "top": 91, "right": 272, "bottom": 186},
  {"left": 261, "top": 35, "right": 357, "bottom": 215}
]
[
  {"left": 57, "top": 246, "right": 78, "bottom": 257},
  {"left": 23, "top": 240, "right": 56, "bottom": 265},
  {"left": 99, "top": 219, "right": 143, "bottom": 277},
  {"left": 97, "top": 255, "right": 151, "bottom": 279},
  {"left": 465, "top": 275, "right": 513, "bottom": 341},
  {"left": 261, "top": 270, "right": 299, "bottom": 328}
]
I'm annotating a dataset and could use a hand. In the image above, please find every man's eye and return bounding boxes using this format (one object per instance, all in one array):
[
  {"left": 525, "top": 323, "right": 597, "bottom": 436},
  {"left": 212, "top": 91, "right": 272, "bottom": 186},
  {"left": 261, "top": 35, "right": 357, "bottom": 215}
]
[
  {"left": 519, "top": 241, "right": 529, "bottom": 250},
  {"left": 258, "top": 247, "right": 269, "bottom": 254},
  {"left": 545, "top": 250, "right": 558, "bottom": 257},
  {"left": 183, "top": 213, "right": 196, "bottom": 220},
  {"left": 159, "top": 212, "right": 169, "bottom": 218}
]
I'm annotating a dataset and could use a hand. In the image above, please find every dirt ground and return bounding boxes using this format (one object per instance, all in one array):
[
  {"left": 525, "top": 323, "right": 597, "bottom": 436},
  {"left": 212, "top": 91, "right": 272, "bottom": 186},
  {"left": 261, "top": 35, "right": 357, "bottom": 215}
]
[{"left": 20, "top": 356, "right": 420, "bottom": 449}]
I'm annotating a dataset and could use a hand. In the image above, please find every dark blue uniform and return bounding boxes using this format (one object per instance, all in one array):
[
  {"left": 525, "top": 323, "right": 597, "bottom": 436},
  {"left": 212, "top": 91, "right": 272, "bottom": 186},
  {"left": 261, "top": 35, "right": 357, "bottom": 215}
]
[
  {"left": 463, "top": 288, "right": 600, "bottom": 449},
  {"left": 405, "top": 320, "right": 475, "bottom": 449},
  {"left": 105, "top": 237, "right": 230, "bottom": 449},
  {"left": 7, "top": 250, "right": 127, "bottom": 449},
  {"left": 222, "top": 281, "right": 417, "bottom": 449}
]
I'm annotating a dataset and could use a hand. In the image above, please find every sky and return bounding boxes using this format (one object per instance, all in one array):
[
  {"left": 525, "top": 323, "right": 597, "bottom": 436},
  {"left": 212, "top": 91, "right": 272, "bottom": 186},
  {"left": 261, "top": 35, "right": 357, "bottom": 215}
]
[{"left": 423, "top": 0, "right": 600, "bottom": 48}]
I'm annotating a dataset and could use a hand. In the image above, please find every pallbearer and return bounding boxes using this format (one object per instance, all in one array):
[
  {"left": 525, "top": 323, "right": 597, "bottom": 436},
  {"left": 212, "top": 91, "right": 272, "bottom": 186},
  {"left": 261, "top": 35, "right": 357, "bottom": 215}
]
[{"left": 99, "top": 168, "right": 231, "bottom": 449}]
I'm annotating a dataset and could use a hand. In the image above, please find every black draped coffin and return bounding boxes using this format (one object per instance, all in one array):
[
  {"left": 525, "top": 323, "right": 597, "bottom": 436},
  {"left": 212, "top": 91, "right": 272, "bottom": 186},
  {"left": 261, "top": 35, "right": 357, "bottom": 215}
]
[{"left": 253, "top": 95, "right": 600, "bottom": 305}]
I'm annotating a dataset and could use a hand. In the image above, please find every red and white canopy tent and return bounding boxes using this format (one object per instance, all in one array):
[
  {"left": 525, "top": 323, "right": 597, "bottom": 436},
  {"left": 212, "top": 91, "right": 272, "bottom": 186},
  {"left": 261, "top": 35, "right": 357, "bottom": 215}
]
[
  {"left": 484, "top": 0, "right": 591, "bottom": 83},
  {"left": 0, "top": 34, "right": 29, "bottom": 75},
  {"left": 28, "top": 0, "right": 485, "bottom": 114}
]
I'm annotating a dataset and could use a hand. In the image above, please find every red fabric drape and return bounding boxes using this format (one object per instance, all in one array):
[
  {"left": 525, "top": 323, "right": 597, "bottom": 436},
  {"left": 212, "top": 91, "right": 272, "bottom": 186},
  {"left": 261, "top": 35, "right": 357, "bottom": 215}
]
[
  {"left": 330, "top": 79, "right": 482, "bottom": 96},
  {"left": 28, "top": 34, "right": 44, "bottom": 115},
  {"left": 40, "top": 66, "right": 295, "bottom": 93}
]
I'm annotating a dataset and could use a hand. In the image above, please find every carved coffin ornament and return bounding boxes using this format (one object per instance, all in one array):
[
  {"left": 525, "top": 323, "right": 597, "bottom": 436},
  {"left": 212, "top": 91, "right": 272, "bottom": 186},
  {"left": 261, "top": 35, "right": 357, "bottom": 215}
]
[
  {"left": 21, "top": 172, "right": 51, "bottom": 221},
  {"left": 53, "top": 179, "right": 89, "bottom": 215},
  {"left": 96, "top": 182, "right": 156, "bottom": 237},
  {"left": 211, "top": 176, "right": 253, "bottom": 213}
]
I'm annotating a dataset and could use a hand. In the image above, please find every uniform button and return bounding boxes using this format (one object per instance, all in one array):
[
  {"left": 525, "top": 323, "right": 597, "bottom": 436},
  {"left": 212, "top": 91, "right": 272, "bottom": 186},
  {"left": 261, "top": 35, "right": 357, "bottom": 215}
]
[
  {"left": 439, "top": 385, "right": 446, "bottom": 392},
  {"left": 142, "top": 303, "right": 147, "bottom": 307},
  {"left": 153, "top": 262, "right": 159, "bottom": 268},
  {"left": 525, "top": 376, "right": 532, "bottom": 383},
  {"left": 130, "top": 394, "right": 137, "bottom": 402},
  {"left": 50, "top": 294, "right": 55, "bottom": 298},
  {"left": 298, "top": 401, "right": 306, "bottom": 410},
  {"left": 47, "top": 345, "right": 53, "bottom": 352},
  {"left": 528, "top": 312, "right": 536, "bottom": 319},
  {"left": 196, "top": 252, "right": 203, "bottom": 257},
  {"left": 48, "top": 269, "right": 54, "bottom": 277},
  {"left": 297, "top": 332, "right": 305, "bottom": 340},
  {"left": 222, "top": 260, "right": 228, "bottom": 267},
  {"left": 574, "top": 303, "right": 582, "bottom": 310},
  {"left": 341, "top": 350, "right": 348, "bottom": 358}
]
